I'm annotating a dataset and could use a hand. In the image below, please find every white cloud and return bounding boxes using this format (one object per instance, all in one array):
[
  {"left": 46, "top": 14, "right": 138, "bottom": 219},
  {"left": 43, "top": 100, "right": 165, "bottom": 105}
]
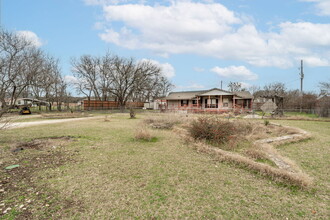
[
  {"left": 16, "top": 31, "right": 43, "bottom": 47},
  {"left": 301, "top": 56, "right": 330, "bottom": 66},
  {"left": 140, "top": 59, "right": 175, "bottom": 78},
  {"left": 94, "top": 1, "right": 330, "bottom": 68},
  {"left": 301, "top": 0, "right": 330, "bottom": 16},
  {"left": 64, "top": 75, "right": 80, "bottom": 84},
  {"left": 239, "top": 82, "right": 252, "bottom": 89},
  {"left": 211, "top": 65, "right": 258, "bottom": 80}
]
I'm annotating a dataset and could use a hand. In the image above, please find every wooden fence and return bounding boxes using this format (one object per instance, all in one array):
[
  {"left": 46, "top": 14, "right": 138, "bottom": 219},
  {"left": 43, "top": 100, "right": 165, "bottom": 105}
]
[{"left": 83, "top": 100, "right": 144, "bottom": 110}]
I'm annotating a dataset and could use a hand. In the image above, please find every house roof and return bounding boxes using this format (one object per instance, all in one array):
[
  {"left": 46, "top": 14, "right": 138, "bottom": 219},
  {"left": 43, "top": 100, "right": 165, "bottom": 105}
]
[
  {"left": 165, "top": 90, "right": 208, "bottom": 100},
  {"left": 198, "top": 88, "right": 233, "bottom": 96},
  {"left": 165, "top": 88, "right": 253, "bottom": 100},
  {"left": 234, "top": 91, "right": 254, "bottom": 99}
]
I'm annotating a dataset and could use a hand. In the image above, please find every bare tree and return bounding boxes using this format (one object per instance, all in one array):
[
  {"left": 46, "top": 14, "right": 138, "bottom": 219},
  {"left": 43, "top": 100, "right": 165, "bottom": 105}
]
[
  {"left": 0, "top": 29, "right": 49, "bottom": 109},
  {"left": 71, "top": 53, "right": 173, "bottom": 111},
  {"left": 319, "top": 81, "right": 330, "bottom": 95},
  {"left": 248, "top": 85, "right": 261, "bottom": 96},
  {"left": 71, "top": 55, "right": 101, "bottom": 101},
  {"left": 263, "top": 82, "right": 286, "bottom": 96},
  {"left": 0, "top": 29, "right": 66, "bottom": 116},
  {"left": 228, "top": 82, "right": 245, "bottom": 92}
]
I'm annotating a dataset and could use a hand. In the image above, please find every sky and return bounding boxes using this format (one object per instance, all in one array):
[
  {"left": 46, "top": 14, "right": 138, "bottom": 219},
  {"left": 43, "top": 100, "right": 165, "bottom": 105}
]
[{"left": 2, "top": 0, "right": 330, "bottom": 94}]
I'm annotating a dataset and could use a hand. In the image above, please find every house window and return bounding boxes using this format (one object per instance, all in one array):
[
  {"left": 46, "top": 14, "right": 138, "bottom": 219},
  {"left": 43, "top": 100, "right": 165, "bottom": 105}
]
[
  {"left": 192, "top": 100, "right": 197, "bottom": 105},
  {"left": 205, "top": 98, "right": 218, "bottom": 108},
  {"left": 181, "top": 100, "right": 188, "bottom": 106}
]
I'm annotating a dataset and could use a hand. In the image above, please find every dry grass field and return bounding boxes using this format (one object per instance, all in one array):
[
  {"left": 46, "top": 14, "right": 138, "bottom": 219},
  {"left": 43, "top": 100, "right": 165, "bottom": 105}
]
[{"left": 0, "top": 113, "right": 329, "bottom": 219}]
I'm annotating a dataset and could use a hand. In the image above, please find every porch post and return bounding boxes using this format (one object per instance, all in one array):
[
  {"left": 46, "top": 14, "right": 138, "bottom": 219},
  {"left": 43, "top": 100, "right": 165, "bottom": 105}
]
[
  {"left": 219, "top": 95, "right": 223, "bottom": 109},
  {"left": 233, "top": 96, "right": 235, "bottom": 110}
]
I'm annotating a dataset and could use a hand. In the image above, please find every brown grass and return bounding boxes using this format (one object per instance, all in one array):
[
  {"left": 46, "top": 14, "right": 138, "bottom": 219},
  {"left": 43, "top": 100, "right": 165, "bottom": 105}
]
[
  {"left": 190, "top": 139, "right": 312, "bottom": 188},
  {"left": 174, "top": 116, "right": 313, "bottom": 188},
  {"left": 244, "top": 146, "right": 269, "bottom": 160},
  {"left": 104, "top": 115, "right": 110, "bottom": 122},
  {"left": 144, "top": 113, "right": 187, "bottom": 129}
]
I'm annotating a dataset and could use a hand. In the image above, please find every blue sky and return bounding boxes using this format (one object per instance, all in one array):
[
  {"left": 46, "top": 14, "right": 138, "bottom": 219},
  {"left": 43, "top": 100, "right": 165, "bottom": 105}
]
[{"left": 2, "top": 0, "right": 330, "bottom": 93}]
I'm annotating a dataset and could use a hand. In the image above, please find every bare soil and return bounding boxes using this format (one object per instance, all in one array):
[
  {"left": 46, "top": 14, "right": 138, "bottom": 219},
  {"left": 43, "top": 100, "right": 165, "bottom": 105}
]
[{"left": 0, "top": 137, "right": 82, "bottom": 219}]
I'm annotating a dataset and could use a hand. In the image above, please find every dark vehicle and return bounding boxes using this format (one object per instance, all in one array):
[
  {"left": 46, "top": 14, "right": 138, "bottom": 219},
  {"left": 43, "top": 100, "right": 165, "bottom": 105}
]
[{"left": 20, "top": 106, "right": 31, "bottom": 115}]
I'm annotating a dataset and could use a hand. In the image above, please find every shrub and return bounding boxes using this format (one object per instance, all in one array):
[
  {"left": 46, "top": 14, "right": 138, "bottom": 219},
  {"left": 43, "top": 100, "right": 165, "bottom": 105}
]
[
  {"left": 134, "top": 127, "right": 152, "bottom": 141},
  {"left": 188, "top": 117, "right": 237, "bottom": 146},
  {"left": 264, "top": 120, "right": 270, "bottom": 126},
  {"left": 129, "top": 108, "right": 136, "bottom": 119}
]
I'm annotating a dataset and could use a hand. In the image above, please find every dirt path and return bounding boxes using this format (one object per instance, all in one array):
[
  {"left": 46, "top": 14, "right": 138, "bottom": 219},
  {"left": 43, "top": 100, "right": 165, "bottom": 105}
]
[
  {"left": 253, "top": 125, "right": 311, "bottom": 173},
  {"left": 2, "top": 116, "right": 102, "bottom": 129}
]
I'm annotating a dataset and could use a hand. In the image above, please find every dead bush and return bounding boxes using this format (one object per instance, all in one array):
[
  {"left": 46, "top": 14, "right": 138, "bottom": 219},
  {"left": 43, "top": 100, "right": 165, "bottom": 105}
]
[
  {"left": 188, "top": 117, "right": 241, "bottom": 147},
  {"left": 129, "top": 108, "right": 136, "bottom": 119},
  {"left": 134, "top": 127, "right": 154, "bottom": 142}
]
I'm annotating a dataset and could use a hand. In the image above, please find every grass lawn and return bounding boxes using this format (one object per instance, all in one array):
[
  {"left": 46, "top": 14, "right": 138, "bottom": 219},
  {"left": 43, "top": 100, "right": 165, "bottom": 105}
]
[
  {"left": 0, "top": 113, "right": 329, "bottom": 219},
  {"left": 283, "top": 111, "right": 319, "bottom": 118}
]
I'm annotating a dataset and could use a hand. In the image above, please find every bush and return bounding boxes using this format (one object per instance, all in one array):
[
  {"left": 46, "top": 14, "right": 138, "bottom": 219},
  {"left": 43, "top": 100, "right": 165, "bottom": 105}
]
[
  {"left": 264, "top": 120, "right": 270, "bottom": 126},
  {"left": 134, "top": 127, "right": 152, "bottom": 141},
  {"left": 188, "top": 117, "right": 237, "bottom": 146},
  {"left": 129, "top": 108, "right": 136, "bottom": 119}
]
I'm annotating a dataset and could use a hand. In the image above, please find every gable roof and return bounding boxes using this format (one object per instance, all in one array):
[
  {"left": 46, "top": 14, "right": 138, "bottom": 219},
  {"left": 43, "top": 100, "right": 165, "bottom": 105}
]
[
  {"left": 165, "top": 89, "right": 208, "bottom": 100},
  {"left": 199, "top": 88, "right": 233, "bottom": 96}
]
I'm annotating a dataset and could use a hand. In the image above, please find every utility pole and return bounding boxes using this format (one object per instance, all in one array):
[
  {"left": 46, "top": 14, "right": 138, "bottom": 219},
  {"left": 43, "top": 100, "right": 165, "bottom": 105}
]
[
  {"left": 0, "top": 0, "right": 2, "bottom": 29},
  {"left": 299, "top": 60, "right": 304, "bottom": 113},
  {"left": 220, "top": 80, "right": 223, "bottom": 90}
]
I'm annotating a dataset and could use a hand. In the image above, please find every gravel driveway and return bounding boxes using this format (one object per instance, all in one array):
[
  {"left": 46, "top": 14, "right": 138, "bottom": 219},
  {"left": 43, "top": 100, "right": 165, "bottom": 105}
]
[{"left": 2, "top": 116, "right": 101, "bottom": 129}]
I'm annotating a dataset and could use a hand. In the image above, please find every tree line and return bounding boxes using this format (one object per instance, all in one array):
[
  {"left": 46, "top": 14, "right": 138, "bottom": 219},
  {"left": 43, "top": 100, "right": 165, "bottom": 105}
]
[
  {"left": 228, "top": 81, "right": 330, "bottom": 116},
  {"left": 0, "top": 29, "right": 173, "bottom": 112},
  {"left": 0, "top": 29, "right": 67, "bottom": 111}
]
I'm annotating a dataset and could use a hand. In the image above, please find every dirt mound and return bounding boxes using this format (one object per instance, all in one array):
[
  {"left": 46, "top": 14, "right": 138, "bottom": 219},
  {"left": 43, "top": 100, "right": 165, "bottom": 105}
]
[{"left": 12, "top": 136, "right": 74, "bottom": 152}]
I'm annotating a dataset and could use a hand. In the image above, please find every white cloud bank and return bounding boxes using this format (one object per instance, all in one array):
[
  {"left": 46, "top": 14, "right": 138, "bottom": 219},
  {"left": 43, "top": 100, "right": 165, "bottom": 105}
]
[
  {"left": 93, "top": 1, "right": 330, "bottom": 68},
  {"left": 16, "top": 31, "right": 43, "bottom": 47},
  {"left": 301, "top": 0, "right": 330, "bottom": 16},
  {"left": 140, "top": 59, "right": 175, "bottom": 78},
  {"left": 211, "top": 66, "right": 258, "bottom": 80}
]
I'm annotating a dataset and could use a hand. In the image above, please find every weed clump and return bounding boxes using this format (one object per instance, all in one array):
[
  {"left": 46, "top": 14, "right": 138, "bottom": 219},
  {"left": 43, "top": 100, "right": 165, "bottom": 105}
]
[
  {"left": 264, "top": 120, "right": 270, "bottom": 126},
  {"left": 129, "top": 108, "right": 136, "bottom": 119},
  {"left": 134, "top": 127, "right": 157, "bottom": 142}
]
